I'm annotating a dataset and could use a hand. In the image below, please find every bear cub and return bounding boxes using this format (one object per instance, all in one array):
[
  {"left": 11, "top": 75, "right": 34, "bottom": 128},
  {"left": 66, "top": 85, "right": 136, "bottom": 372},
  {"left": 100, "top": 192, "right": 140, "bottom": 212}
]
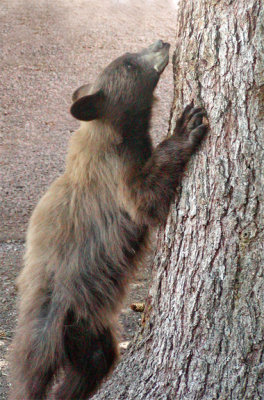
[{"left": 9, "top": 40, "right": 208, "bottom": 400}]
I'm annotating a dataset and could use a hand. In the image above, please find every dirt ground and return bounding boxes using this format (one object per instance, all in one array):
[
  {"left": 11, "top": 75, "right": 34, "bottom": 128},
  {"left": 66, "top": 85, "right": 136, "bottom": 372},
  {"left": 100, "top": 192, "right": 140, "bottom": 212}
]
[{"left": 0, "top": 0, "right": 177, "bottom": 398}]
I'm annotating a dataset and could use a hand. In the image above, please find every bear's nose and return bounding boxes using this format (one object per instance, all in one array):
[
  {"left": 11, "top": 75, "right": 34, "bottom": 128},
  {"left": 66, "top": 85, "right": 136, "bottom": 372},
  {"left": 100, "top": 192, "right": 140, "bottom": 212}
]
[
  {"left": 147, "top": 40, "right": 170, "bottom": 53},
  {"left": 148, "top": 40, "right": 164, "bottom": 52},
  {"left": 153, "top": 40, "right": 164, "bottom": 49}
]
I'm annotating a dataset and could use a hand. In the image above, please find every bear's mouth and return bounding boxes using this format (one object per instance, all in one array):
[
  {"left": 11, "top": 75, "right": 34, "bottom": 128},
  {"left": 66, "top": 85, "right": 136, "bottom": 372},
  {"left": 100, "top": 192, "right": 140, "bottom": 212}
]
[{"left": 140, "top": 40, "right": 170, "bottom": 74}]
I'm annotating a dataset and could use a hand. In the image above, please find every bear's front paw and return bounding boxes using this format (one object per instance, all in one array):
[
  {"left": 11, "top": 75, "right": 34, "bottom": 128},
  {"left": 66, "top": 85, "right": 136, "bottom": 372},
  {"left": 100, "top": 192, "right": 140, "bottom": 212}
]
[{"left": 175, "top": 102, "right": 209, "bottom": 149}]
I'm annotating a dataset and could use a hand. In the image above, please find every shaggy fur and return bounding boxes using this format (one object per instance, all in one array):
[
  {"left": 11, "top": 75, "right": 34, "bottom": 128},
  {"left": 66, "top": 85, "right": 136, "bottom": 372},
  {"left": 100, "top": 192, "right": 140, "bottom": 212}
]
[{"left": 9, "top": 41, "right": 208, "bottom": 400}]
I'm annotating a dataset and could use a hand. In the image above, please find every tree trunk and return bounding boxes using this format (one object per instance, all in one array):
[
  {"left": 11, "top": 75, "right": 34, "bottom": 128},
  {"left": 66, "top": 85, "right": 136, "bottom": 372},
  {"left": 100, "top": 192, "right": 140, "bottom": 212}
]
[{"left": 92, "top": 0, "right": 264, "bottom": 399}]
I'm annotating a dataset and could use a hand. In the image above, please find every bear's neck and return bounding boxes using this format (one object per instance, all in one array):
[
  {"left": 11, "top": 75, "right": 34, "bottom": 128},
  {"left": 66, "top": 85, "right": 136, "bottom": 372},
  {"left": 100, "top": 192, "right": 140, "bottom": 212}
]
[
  {"left": 65, "top": 121, "right": 120, "bottom": 185},
  {"left": 65, "top": 110, "right": 153, "bottom": 185}
]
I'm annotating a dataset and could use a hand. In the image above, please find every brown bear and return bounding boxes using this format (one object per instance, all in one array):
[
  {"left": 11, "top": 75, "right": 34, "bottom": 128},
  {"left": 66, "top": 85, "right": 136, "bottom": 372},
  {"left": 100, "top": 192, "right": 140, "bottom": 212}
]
[{"left": 9, "top": 40, "right": 208, "bottom": 400}]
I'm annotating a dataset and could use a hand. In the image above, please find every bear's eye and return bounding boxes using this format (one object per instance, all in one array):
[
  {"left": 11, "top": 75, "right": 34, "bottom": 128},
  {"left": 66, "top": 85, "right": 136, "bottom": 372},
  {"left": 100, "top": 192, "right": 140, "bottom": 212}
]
[{"left": 124, "top": 60, "right": 137, "bottom": 70}]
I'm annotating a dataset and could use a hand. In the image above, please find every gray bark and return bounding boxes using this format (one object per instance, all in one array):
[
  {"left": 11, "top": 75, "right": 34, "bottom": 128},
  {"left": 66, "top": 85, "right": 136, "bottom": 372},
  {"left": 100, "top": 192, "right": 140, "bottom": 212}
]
[{"left": 93, "top": 0, "right": 264, "bottom": 399}]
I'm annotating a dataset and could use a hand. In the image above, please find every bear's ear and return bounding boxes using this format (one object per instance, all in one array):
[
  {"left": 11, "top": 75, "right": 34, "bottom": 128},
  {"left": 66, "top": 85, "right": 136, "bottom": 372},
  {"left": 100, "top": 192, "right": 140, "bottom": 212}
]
[
  {"left": 72, "top": 83, "right": 91, "bottom": 102},
  {"left": 70, "top": 90, "right": 105, "bottom": 121}
]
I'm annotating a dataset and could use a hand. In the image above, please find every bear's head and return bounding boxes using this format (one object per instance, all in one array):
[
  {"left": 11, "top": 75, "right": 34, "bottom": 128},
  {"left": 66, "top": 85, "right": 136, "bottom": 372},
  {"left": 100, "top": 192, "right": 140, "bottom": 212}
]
[{"left": 71, "top": 40, "right": 170, "bottom": 123}]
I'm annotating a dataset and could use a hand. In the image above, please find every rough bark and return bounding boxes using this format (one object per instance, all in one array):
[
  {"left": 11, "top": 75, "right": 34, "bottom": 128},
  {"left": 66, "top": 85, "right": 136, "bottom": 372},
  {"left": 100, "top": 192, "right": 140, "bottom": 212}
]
[{"left": 92, "top": 0, "right": 264, "bottom": 399}]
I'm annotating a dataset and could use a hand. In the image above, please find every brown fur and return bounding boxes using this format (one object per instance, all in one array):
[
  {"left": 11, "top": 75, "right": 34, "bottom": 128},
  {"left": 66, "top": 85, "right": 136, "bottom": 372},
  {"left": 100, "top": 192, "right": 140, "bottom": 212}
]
[{"left": 9, "top": 41, "right": 208, "bottom": 400}]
